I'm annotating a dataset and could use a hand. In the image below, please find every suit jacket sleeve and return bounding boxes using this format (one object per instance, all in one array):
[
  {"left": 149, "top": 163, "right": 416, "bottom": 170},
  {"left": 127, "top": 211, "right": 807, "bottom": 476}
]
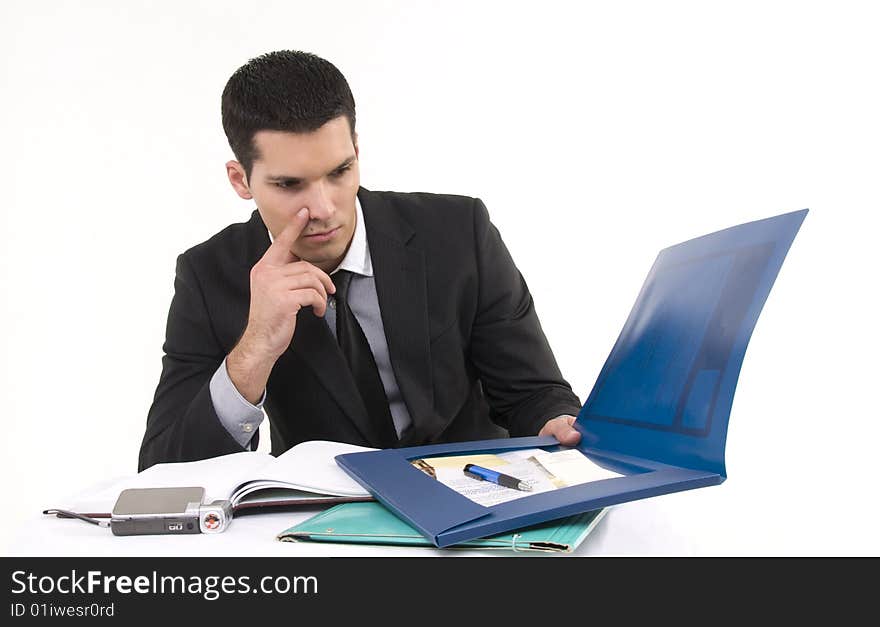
[
  {"left": 467, "top": 198, "right": 582, "bottom": 436},
  {"left": 138, "top": 253, "right": 256, "bottom": 471}
]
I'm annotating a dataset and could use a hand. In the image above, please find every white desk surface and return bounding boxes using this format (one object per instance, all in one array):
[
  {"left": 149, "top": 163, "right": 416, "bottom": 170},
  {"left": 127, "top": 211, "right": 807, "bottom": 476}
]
[
  {"left": 6, "top": 472, "right": 846, "bottom": 557},
  {"left": 6, "top": 502, "right": 666, "bottom": 557}
]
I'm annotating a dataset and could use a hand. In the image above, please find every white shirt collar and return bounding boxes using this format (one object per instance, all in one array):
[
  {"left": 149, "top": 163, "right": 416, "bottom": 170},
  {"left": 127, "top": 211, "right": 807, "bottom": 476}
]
[{"left": 266, "top": 195, "right": 372, "bottom": 277}]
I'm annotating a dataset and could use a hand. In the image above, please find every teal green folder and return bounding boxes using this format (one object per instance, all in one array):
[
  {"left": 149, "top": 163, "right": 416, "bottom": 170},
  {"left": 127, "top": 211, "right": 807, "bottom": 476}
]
[{"left": 277, "top": 501, "right": 606, "bottom": 553}]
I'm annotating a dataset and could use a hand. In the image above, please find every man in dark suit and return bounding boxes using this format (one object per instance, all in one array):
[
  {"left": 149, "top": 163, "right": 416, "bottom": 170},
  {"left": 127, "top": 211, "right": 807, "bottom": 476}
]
[{"left": 138, "top": 50, "right": 582, "bottom": 471}]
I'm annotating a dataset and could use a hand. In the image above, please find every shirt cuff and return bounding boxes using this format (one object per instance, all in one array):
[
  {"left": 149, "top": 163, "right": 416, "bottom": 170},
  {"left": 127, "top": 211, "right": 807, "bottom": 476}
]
[{"left": 209, "top": 356, "right": 267, "bottom": 450}]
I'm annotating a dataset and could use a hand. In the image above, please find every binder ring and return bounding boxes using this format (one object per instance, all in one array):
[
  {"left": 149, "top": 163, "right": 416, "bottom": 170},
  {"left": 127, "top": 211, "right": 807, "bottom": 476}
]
[{"left": 511, "top": 533, "right": 524, "bottom": 552}]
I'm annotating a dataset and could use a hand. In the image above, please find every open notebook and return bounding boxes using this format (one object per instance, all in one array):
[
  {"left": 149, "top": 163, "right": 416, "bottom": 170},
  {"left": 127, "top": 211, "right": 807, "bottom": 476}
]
[{"left": 106, "top": 441, "right": 375, "bottom": 512}]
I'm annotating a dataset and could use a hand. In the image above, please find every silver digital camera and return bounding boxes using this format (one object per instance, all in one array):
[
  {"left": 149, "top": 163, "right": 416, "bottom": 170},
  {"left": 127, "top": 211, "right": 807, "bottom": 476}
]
[{"left": 110, "top": 487, "right": 232, "bottom": 536}]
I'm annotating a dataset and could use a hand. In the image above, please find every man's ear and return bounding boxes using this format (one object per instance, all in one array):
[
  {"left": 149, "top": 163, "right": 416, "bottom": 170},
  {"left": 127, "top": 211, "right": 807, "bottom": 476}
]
[{"left": 226, "top": 161, "right": 253, "bottom": 200}]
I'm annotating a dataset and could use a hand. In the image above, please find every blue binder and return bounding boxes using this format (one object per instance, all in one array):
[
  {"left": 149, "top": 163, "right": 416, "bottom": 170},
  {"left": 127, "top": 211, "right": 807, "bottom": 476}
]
[{"left": 336, "top": 209, "right": 808, "bottom": 548}]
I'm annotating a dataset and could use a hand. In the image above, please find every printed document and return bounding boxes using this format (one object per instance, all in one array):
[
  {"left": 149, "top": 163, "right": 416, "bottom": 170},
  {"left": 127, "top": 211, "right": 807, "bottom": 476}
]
[{"left": 412, "top": 448, "right": 623, "bottom": 507}]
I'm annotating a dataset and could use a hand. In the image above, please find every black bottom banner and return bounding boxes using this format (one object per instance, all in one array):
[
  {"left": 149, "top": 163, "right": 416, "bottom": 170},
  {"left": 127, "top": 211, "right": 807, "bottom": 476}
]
[{"left": 1, "top": 557, "right": 871, "bottom": 621}]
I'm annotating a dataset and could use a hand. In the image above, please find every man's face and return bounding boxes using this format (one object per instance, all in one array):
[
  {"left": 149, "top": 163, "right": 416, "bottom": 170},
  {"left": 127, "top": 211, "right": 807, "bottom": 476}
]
[{"left": 228, "top": 116, "right": 360, "bottom": 273}]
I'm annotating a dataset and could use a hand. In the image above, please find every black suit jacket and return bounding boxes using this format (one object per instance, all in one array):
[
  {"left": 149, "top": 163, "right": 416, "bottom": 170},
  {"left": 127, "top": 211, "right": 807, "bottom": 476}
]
[{"left": 138, "top": 188, "right": 582, "bottom": 471}]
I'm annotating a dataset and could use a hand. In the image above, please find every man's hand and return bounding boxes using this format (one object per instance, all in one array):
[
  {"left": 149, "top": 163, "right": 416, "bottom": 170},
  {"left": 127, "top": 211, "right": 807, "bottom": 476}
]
[
  {"left": 539, "top": 415, "right": 581, "bottom": 446},
  {"left": 227, "top": 208, "right": 336, "bottom": 403},
  {"left": 240, "top": 208, "right": 336, "bottom": 358}
]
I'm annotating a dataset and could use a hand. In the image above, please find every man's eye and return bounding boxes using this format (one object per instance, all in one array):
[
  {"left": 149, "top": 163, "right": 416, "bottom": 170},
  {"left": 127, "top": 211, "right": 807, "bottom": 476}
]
[{"left": 275, "top": 166, "right": 350, "bottom": 189}]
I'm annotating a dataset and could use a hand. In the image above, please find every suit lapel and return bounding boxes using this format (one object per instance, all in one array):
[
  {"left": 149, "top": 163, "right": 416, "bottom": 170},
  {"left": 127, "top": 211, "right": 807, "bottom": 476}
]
[
  {"left": 359, "top": 188, "right": 438, "bottom": 444},
  {"left": 286, "top": 308, "right": 390, "bottom": 445}
]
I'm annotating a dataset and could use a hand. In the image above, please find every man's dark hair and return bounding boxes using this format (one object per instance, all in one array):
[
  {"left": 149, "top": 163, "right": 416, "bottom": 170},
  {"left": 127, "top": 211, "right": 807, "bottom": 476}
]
[{"left": 221, "top": 50, "right": 356, "bottom": 180}]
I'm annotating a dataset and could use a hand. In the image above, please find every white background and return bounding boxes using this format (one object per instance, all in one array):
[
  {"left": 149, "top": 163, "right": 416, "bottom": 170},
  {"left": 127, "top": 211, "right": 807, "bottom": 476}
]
[{"left": 2, "top": 0, "right": 878, "bottom": 556}]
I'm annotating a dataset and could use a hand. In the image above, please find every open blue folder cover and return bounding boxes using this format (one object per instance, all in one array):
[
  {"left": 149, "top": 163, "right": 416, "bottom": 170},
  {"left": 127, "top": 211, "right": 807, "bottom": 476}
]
[{"left": 336, "top": 209, "right": 808, "bottom": 548}]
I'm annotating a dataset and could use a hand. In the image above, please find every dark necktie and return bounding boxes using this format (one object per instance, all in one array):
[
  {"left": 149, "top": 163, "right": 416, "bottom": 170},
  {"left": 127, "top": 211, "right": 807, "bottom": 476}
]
[{"left": 332, "top": 270, "right": 398, "bottom": 447}]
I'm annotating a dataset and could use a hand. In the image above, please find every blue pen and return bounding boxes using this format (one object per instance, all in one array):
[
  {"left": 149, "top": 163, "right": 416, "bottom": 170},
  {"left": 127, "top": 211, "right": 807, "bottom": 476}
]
[{"left": 463, "top": 463, "right": 532, "bottom": 492}]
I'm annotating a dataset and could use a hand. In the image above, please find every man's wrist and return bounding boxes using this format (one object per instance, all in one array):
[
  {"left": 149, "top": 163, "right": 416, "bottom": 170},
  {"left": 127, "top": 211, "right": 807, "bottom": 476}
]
[
  {"left": 210, "top": 359, "right": 266, "bottom": 448},
  {"left": 227, "top": 335, "right": 276, "bottom": 404}
]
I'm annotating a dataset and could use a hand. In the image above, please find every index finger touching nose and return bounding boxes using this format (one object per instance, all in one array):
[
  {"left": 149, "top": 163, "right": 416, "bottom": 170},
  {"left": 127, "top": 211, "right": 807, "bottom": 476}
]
[{"left": 264, "top": 208, "right": 309, "bottom": 264}]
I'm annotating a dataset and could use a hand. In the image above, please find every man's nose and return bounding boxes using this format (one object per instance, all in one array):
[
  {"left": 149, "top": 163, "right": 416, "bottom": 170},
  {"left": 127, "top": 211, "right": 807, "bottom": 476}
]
[{"left": 302, "top": 181, "right": 334, "bottom": 221}]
